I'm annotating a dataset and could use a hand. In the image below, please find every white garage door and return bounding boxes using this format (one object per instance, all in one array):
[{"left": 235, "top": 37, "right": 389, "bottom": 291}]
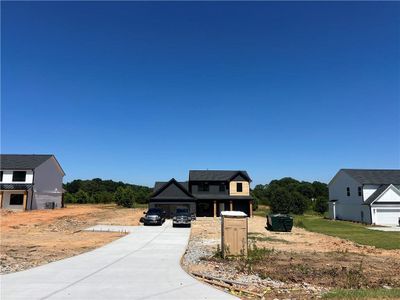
[{"left": 376, "top": 209, "right": 400, "bottom": 225}]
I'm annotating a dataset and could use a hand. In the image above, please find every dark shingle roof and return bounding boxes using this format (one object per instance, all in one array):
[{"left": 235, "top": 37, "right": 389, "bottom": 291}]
[
  {"left": 154, "top": 181, "right": 188, "bottom": 193},
  {"left": 364, "top": 184, "right": 390, "bottom": 204},
  {"left": 342, "top": 169, "right": 400, "bottom": 185},
  {"left": 0, "top": 184, "right": 33, "bottom": 190},
  {"left": 0, "top": 155, "right": 53, "bottom": 169},
  {"left": 151, "top": 179, "right": 193, "bottom": 200},
  {"left": 189, "top": 170, "right": 251, "bottom": 182}
]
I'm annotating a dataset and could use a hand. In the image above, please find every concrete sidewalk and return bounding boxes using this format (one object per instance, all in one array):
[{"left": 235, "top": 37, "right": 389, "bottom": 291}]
[{"left": 1, "top": 221, "right": 236, "bottom": 300}]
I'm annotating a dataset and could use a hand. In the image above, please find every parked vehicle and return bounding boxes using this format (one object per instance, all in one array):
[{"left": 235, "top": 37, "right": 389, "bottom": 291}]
[
  {"left": 173, "top": 211, "right": 191, "bottom": 227},
  {"left": 141, "top": 208, "right": 166, "bottom": 226},
  {"left": 175, "top": 207, "right": 196, "bottom": 221}
]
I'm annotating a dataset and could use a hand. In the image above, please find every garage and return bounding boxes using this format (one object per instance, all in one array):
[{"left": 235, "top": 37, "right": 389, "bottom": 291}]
[{"left": 375, "top": 208, "right": 400, "bottom": 226}]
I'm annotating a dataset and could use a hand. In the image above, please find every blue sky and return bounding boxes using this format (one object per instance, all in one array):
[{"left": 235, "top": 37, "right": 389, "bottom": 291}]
[{"left": 2, "top": 2, "right": 399, "bottom": 186}]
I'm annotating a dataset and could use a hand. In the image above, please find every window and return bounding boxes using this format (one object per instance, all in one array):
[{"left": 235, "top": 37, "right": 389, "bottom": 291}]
[
  {"left": 358, "top": 187, "right": 362, "bottom": 197},
  {"left": 237, "top": 182, "right": 243, "bottom": 192},
  {"left": 12, "top": 171, "right": 26, "bottom": 182},
  {"left": 346, "top": 187, "right": 350, "bottom": 197},
  {"left": 10, "top": 194, "right": 24, "bottom": 205},
  {"left": 219, "top": 184, "right": 226, "bottom": 192},
  {"left": 0, "top": 171, "right": 3, "bottom": 181},
  {"left": 198, "top": 182, "right": 209, "bottom": 192}
]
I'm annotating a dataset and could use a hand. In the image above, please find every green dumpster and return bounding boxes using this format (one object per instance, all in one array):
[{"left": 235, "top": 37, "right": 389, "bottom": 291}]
[{"left": 266, "top": 214, "right": 293, "bottom": 232}]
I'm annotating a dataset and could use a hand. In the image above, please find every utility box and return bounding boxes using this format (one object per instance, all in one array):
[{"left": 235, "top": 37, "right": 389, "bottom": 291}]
[{"left": 221, "top": 211, "right": 248, "bottom": 258}]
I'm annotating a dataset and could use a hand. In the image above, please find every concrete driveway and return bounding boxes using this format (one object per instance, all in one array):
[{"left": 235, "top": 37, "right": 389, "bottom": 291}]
[{"left": 1, "top": 220, "right": 236, "bottom": 300}]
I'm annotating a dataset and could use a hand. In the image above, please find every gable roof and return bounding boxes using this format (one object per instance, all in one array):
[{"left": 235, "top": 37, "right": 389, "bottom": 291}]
[
  {"left": 154, "top": 181, "right": 188, "bottom": 193},
  {"left": 341, "top": 169, "right": 400, "bottom": 185},
  {"left": 1, "top": 154, "right": 53, "bottom": 170},
  {"left": 151, "top": 178, "right": 194, "bottom": 200},
  {"left": 189, "top": 170, "right": 251, "bottom": 182},
  {"left": 364, "top": 184, "right": 400, "bottom": 205}
]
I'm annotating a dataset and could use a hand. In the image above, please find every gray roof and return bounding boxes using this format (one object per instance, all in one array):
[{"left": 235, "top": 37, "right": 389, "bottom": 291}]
[
  {"left": 364, "top": 184, "right": 390, "bottom": 204},
  {"left": 342, "top": 169, "right": 400, "bottom": 185},
  {"left": 189, "top": 170, "right": 251, "bottom": 182},
  {"left": 0, "top": 184, "right": 33, "bottom": 190},
  {"left": 154, "top": 181, "right": 188, "bottom": 193},
  {"left": 195, "top": 194, "right": 253, "bottom": 200},
  {"left": 364, "top": 184, "right": 400, "bottom": 205},
  {"left": 151, "top": 179, "right": 193, "bottom": 200},
  {"left": 0, "top": 154, "right": 53, "bottom": 169}
]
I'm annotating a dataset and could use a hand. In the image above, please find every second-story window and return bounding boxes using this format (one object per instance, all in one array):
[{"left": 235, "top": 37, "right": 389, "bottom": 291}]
[
  {"left": 198, "top": 182, "right": 209, "bottom": 192},
  {"left": 12, "top": 171, "right": 26, "bottom": 182},
  {"left": 237, "top": 182, "right": 243, "bottom": 192},
  {"left": 0, "top": 171, "right": 3, "bottom": 181},
  {"left": 219, "top": 184, "right": 226, "bottom": 192},
  {"left": 346, "top": 187, "right": 350, "bottom": 197},
  {"left": 358, "top": 187, "right": 362, "bottom": 197}
]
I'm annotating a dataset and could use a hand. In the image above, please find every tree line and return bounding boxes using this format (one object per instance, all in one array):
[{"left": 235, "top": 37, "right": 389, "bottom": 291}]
[
  {"left": 63, "top": 177, "right": 329, "bottom": 214},
  {"left": 251, "top": 177, "right": 329, "bottom": 215},
  {"left": 63, "top": 178, "right": 152, "bottom": 207}
]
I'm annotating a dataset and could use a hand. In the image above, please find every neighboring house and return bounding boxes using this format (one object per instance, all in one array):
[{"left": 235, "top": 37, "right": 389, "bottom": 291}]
[
  {"left": 328, "top": 169, "right": 400, "bottom": 226},
  {"left": 150, "top": 170, "right": 253, "bottom": 218},
  {"left": 0, "top": 154, "right": 65, "bottom": 210}
]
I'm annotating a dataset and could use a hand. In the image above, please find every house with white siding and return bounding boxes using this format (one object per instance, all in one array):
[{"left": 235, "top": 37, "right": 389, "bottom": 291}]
[
  {"left": 0, "top": 154, "right": 65, "bottom": 210},
  {"left": 328, "top": 169, "right": 400, "bottom": 226}
]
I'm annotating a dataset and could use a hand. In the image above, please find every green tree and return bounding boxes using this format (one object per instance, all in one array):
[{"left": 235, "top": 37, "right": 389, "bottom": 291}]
[
  {"left": 252, "top": 184, "right": 269, "bottom": 205},
  {"left": 115, "top": 187, "right": 135, "bottom": 208},
  {"left": 314, "top": 196, "right": 329, "bottom": 214},
  {"left": 269, "top": 187, "right": 292, "bottom": 214},
  {"left": 312, "top": 181, "right": 328, "bottom": 198},
  {"left": 92, "top": 191, "right": 115, "bottom": 203},
  {"left": 290, "top": 191, "right": 308, "bottom": 215},
  {"left": 64, "top": 193, "right": 76, "bottom": 203},
  {"left": 75, "top": 190, "right": 90, "bottom": 204}
]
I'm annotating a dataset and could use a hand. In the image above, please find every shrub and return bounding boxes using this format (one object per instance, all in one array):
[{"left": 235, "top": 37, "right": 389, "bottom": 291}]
[
  {"left": 115, "top": 187, "right": 135, "bottom": 208},
  {"left": 75, "top": 190, "right": 90, "bottom": 204},
  {"left": 314, "top": 196, "right": 329, "bottom": 214}
]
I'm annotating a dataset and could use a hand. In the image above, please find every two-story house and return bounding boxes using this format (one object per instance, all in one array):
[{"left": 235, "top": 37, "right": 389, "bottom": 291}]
[
  {"left": 328, "top": 169, "right": 400, "bottom": 226},
  {"left": 0, "top": 154, "right": 65, "bottom": 210},
  {"left": 149, "top": 170, "right": 253, "bottom": 218}
]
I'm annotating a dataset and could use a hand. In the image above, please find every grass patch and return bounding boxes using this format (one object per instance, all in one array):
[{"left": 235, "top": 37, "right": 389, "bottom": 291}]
[
  {"left": 248, "top": 234, "right": 289, "bottom": 244},
  {"left": 253, "top": 205, "right": 270, "bottom": 217},
  {"left": 294, "top": 214, "right": 400, "bottom": 250},
  {"left": 323, "top": 288, "right": 400, "bottom": 299}
]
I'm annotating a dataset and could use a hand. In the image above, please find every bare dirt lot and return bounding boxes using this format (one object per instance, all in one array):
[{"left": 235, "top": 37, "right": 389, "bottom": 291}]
[
  {"left": 0, "top": 204, "right": 145, "bottom": 274},
  {"left": 182, "top": 217, "right": 400, "bottom": 299}
]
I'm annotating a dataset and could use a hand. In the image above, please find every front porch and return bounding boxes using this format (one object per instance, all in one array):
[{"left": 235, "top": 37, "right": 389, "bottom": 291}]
[
  {"left": 196, "top": 199, "right": 253, "bottom": 217},
  {"left": 0, "top": 184, "right": 32, "bottom": 210}
]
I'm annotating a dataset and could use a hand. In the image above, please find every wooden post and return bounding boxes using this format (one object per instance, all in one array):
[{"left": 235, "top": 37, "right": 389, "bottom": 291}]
[
  {"left": 249, "top": 201, "right": 253, "bottom": 217},
  {"left": 213, "top": 200, "right": 217, "bottom": 218},
  {"left": 0, "top": 191, "right": 3, "bottom": 209},
  {"left": 229, "top": 200, "right": 233, "bottom": 211},
  {"left": 23, "top": 191, "right": 28, "bottom": 211}
]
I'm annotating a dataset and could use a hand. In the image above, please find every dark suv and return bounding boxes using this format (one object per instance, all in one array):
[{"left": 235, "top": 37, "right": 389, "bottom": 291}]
[{"left": 141, "top": 208, "right": 166, "bottom": 226}]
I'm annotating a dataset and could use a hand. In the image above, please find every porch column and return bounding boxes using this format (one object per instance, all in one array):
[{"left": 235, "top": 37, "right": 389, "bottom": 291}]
[
  {"left": 229, "top": 200, "right": 233, "bottom": 211},
  {"left": 0, "top": 191, "right": 3, "bottom": 208},
  {"left": 213, "top": 200, "right": 217, "bottom": 218},
  {"left": 23, "top": 191, "right": 28, "bottom": 211},
  {"left": 332, "top": 202, "right": 336, "bottom": 220},
  {"left": 249, "top": 201, "right": 253, "bottom": 217}
]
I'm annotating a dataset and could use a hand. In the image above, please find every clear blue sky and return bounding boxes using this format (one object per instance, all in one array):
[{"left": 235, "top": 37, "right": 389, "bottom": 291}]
[{"left": 2, "top": 2, "right": 399, "bottom": 186}]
